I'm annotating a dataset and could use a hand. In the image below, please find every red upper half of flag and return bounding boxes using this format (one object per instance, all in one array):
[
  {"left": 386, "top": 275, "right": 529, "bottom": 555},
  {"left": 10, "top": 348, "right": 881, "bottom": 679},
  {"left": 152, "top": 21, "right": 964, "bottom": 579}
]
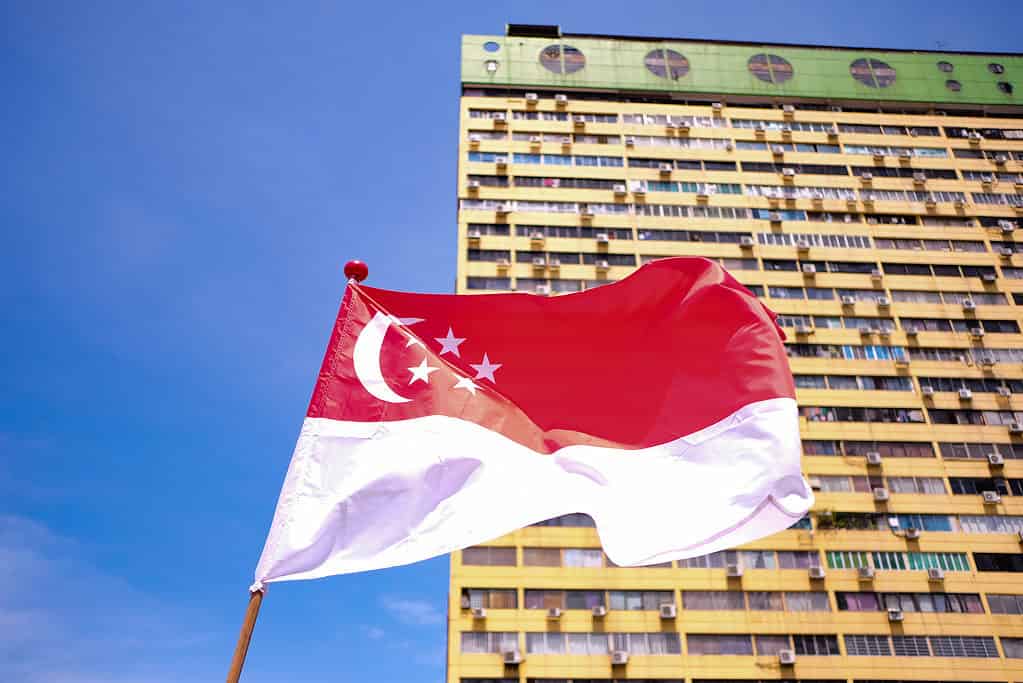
[{"left": 307, "top": 257, "right": 794, "bottom": 453}]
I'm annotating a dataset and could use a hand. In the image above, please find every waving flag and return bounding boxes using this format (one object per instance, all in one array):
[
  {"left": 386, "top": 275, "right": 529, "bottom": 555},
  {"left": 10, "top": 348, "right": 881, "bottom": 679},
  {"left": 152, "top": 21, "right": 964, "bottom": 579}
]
[{"left": 253, "top": 257, "right": 811, "bottom": 586}]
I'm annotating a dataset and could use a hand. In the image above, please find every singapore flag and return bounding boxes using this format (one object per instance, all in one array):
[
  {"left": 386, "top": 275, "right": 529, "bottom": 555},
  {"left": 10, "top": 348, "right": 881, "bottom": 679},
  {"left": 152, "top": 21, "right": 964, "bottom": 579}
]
[{"left": 253, "top": 257, "right": 812, "bottom": 586}]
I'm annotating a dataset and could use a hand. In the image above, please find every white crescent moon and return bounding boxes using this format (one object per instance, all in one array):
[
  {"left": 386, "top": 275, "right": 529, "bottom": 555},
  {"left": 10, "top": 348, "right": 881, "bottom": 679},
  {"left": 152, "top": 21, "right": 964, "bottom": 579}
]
[{"left": 353, "top": 312, "right": 416, "bottom": 404}]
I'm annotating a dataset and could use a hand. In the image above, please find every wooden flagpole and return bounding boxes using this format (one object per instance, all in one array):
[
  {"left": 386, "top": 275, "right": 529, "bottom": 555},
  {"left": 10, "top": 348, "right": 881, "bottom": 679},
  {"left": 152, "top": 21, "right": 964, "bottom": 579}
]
[
  {"left": 226, "top": 589, "right": 264, "bottom": 683},
  {"left": 227, "top": 260, "right": 369, "bottom": 682}
]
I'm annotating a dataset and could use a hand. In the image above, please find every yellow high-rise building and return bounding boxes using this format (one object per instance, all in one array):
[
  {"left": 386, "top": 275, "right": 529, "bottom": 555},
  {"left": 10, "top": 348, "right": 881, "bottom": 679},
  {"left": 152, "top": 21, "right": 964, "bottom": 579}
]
[{"left": 449, "top": 24, "right": 1023, "bottom": 683}]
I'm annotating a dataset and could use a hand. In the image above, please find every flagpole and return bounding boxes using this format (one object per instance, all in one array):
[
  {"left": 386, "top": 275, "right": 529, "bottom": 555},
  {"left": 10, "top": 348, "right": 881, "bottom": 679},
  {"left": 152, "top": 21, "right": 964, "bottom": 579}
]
[
  {"left": 226, "top": 588, "right": 264, "bottom": 683},
  {"left": 226, "top": 260, "right": 369, "bottom": 683}
]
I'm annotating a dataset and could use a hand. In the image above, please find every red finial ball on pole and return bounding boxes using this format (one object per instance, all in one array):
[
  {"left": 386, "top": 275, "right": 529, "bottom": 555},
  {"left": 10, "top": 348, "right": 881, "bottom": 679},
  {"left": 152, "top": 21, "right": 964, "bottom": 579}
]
[{"left": 344, "top": 260, "right": 369, "bottom": 283}]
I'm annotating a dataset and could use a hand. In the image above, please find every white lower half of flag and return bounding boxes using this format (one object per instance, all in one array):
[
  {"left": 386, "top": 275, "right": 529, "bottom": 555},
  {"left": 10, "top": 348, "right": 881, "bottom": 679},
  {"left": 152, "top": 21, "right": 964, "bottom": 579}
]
[{"left": 254, "top": 397, "right": 810, "bottom": 585}]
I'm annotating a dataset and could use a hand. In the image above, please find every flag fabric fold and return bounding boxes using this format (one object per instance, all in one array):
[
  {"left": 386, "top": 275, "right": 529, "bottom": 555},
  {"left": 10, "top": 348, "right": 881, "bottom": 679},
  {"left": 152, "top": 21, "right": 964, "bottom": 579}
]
[{"left": 254, "top": 257, "right": 812, "bottom": 585}]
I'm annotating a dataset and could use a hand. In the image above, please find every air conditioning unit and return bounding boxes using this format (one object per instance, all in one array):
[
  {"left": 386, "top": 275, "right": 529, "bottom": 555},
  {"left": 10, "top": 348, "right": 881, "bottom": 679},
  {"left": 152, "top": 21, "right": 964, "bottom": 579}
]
[
  {"left": 859, "top": 326, "right": 874, "bottom": 335},
  {"left": 970, "top": 327, "right": 985, "bottom": 337},
  {"left": 525, "top": 92, "right": 539, "bottom": 103},
  {"left": 495, "top": 203, "right": 510, "bottom": 214},
  {"left": 611, "top": 650, "right": 629, "bottom": 665},
  {"left": 925, "top": 198, "right": 937, "bottom": 208},
  {"left": 778, "top": 650, "right": 796, "bottom": 666},
  {"left": 860, "top": 172, "right": 874, "bottom": 181},
  {"left": 1000, "top": 247, "right": 1015, "bottom": 256},
  {"left": 591, "top": 605, "right": 607, "bottom": 617},
  {"left": 875, "top": 297, "right": 890, "bottom": 307},
  {"left": 467, "top": 228, "right": 482, "bottom": 239},
  {"left": 769, "top": 212, "right": 783, "bottom": 223},
  {"left": 921, "top": 385, "right": 935, "bottom": 396},
  {"left": 548, "top": 258, "right": 561, "bottom": 268},
  {"left": 802, "top": 263, "right": 817, "bottom": 275},
  {"left": 988, "top": 452, "right": 1006, "bottom": 466},
  {"left": 927, "top": 568, "right": 945, "bottom": 581},
  {"left": 905, "top": 325, "right": 919, "bottom": 335},
  {"left": 471, "top": 607, "right": 487, "bottom": 618},
  {"left": 535, "top": 284, "right": 551, "bottom": 295},
  {"left": 1000, "top": 220, "right": 1016, "bottom": 232},
  {"left": 725, "top": 141, "right": 735, "bottom": 151},
  {"left": 726, "top": 563, "right": 743, "bottom": 577},
  {"left": 755, "top": 123, "right": 767, "bottom": 134},
  {"left": 502, "top": 650, "right": 523, "bottom": 665},
  {"left": 895, "top": 358, "right": 910, "bottom": 368},
  {"left": 595, "top": 233, "right": 610, "bottom": 244},
  {"left": 873, "top": 151, "right": 886, "bottom": 161},
  {"left": 624, "top": 136, "right": 636, "bottom": 146},
  {"left": 532, "top": 257, "right": 547, "bottom": 267},
  {"left": 613, "top": 184, "right": 627, "bottom": 196},
  {"left": 995, "top": 154, "right": 1009, "bottom": 164},
  {"left": 580, "top": 205, "right": 594, "bottom": 217},
  {"left": 547, "top": 607, "right": 562, "bottom": 619},
  {"left": 795, "top": 239, "right": 810, "bottom": 251},
  {"left": 1010, "top": 421, "right": 1023, "bottom": 434},
  {"left": 981, "top": 355, "right": 997, "bottom": 368},
  {"left": 554, "top": 94, "right": 568, "bottom": 106},
  {"left": 858, "top": 566, "right": 876, "bottom": 580},
  {"left": 982, "top": 490, "right": 1002, "bottom": 504},
  {"left": 899, "top": 149, "right": 913, "bottom": 159},
  {"left": 772, "top": 145, "right": 786, "bottom": 155},
  {"left": 674, "top": 122, "right": 690, "bottom": 134},
  {"left": 468, "top": 133, "right": 481, "bottom": 143},
  {"left": 467, "top": 179, "right": 481, "bottom": 189},
  {"left": 596, "top": 260, "right": 611, "bottom": 271},
  {"left": 870, "top": 268, "right": 883, "bottom": 280},
  {"left": 962, "top": 299, "right": 977, "bottom": 310},
  {"left": 969, "top": 131, "right": 983, "bottom": 141},
  {"left": 782, "top": 168, "right": 796, "bottom": 178},
  {"left": 740, "top": 236, "right": 755, "bottom": 247},
  {"left": 494, "top": 156, "right": 508, "bottom": 166},
  {"left": 865, "top": 451, "right": 883, "bottom": 466},
  {"left": 959, "top": 388, "right": 973, "bottom": 400},
  {"left": 808, "top": 566, "right": 826, "bottom": 580},
  {"left": 913, "top": 172, "right": 927, "bottom": 183},
  {"left": 658, "top": 162, "right": 673, "bottom": 174},
  {"left": 572, "top": 114, "right": 586, "bottom": 127},
  {"left": 841, "top": 295, "right": 857, "bottom": 305},
  {"left": 905, "top": 527, "right": 921, "bottom": 540},
  {"left": 781, "top": 124, "right": 793, "bottom": 135},
  {"left": 659, "top": 604, "right": 677, "bottom": 619},
  {"left": 529, "top": 134, "right": 542, "bottom": 144},
  {"left": 887, "top": 607, "right": 904, "bottom": 622},
  {"left": 998, "top": 386, "right": 1013, "bottom": 397},
  {"left": 491, "top": 112, "right": 507, "bottom": 122},
  {"left": 808, "top": 477, "right": 822, "bottom": 490},
  {"left": 696, "top": 190, "right": 710, "bottom": 201},
  {"left": 873, "top": 487, "right": 890, "bottom": 502},
  {"left": 712, "top": 102, "right": 723, "bottom": 113},
  {"left": 496, "top": 258, "right": 510, "bottom": 268},
  {"left": 782, "top": 104, "right": 795, "bottom": 115}
]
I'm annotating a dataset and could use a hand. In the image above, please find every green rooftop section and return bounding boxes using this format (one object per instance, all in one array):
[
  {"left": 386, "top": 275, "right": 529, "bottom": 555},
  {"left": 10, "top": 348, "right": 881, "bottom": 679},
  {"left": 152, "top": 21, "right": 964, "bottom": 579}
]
[{"left": 462, "top": 33, "right": 1022, "bottom": 106}]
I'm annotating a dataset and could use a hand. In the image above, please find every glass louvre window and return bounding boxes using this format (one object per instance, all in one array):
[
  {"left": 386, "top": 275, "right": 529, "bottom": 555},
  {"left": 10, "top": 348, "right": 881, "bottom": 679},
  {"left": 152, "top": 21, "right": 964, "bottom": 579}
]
[
  {"left": 563, "top": 549, "right": 604, "bottom": 567},
  {"left": 891, "top": 636, "right": 931, "bottom": 656},
  {"left": 844, "top": 635, "right": 892, "bottom": 656},
  {"left": 687, "top": 634, "right": 754, "bottom": 655},
  {"left": 566, "top": 633, "right": 609, "bottom": 655},
  {"left": 465, "top": 589, "right": 518, "bottom": 609},
  {"left": 463, "top": 546, "right": 516, "bottom": 566},
  {"left": 739, "top": 550, "right": 776, "bottom": 569},
  {"left": 827, "top": 551, "right": 869, "bottom": 569},
  {"left": 644, "top": 49, "right": 689, "bottom": 80},
  {"left": 928, "top": 636, "right": 998, "bottom": 658},
  {"left": 526, "top": 632, "right": 566, "bottom": 654},
  {"left": 777, "top": 551, "right": 819, "bottom": 568},
  {"left": 609, "top": 591, "right": 674, "bottom": 610},
  {"left": 836, "top": 592, "right": 880, "bottom": 611}
]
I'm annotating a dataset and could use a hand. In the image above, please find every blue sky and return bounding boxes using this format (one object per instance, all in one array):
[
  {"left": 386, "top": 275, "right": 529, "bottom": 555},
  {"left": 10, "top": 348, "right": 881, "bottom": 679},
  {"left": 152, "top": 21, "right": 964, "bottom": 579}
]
[{"left": 2, "top": 1, "right": 1022, "bottom": 681}]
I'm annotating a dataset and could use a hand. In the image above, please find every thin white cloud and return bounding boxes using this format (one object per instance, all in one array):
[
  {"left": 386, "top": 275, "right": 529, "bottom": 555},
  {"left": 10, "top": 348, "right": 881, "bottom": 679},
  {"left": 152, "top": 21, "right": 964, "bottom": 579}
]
[
  {"left": 0, "top": 515, "right": 216, "bottom": 683},
  {"left": 379, "top": 596, "right": 444, "bottom": 625}
]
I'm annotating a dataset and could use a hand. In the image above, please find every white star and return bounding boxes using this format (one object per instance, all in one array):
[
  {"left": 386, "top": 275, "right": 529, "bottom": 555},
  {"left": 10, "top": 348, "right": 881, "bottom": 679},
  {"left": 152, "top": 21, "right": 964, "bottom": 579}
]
[
  {"left": 453, "top": 376, "right": 479, "bottom": 395},
  {"left": 470, "top": 354, "right": 502, "bottom": 383},
  {"left": 408, "top": 358, "right": 439, "bottom": 385},
  {"left": 435, "top": 328, "right": 466, "bottom": 357}
]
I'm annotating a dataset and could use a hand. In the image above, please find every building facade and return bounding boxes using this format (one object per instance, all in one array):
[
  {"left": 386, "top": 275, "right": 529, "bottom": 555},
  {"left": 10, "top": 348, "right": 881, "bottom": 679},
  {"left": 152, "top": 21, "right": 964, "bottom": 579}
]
[{"left": 449, "top": 24, "right": 1023, "bottom": 683}]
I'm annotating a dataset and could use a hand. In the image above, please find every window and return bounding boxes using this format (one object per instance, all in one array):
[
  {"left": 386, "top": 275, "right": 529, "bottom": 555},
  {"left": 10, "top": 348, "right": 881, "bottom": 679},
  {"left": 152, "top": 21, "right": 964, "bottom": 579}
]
[
  {"left": 1003, "top": 638, "right": 1023, "bottom": 658},
  {"left": 784, "top": 592, "right": 831, "bottom": 611},
  {"left": 998, "top": 81, "right": 1014, "bottom": 95},
  {"left": 463, "top": 589, "right": 518, "bottom": 609},
  {"left": 463, "top": 546, "right": 515, "bottom": 566},
  {"left": 974, "top": 553, "right": 1023, "bottom": 572},
  {"left": 539, "top": 44, "right": 585, "bottom": 74},
  {"left": 844, "top": 634, "right": 892, "bottom": 656},
  {"left": 987, "top": 594, "right": 1023, "bottom": 614},
  {"left": 850, "top": 58, "right": 896, "bottom": 88},
  {"left": 937, "top": 61, "right": 954, "bottom": 72},
  {"left": 777, "top": 551, "right": 819, "bottom": 568},
  {"left": 564, "top": 548, "right": 604, "bottom": 567},
  {"left": 748, "top": 53, "right": 794, "bottom": 84},
  {"left": 687, "top": 634, "right": 753, "bottom": 655},
  {"left": 928, "top": 635, "right": 998, "bottom": 658},
  {"left": 522, "top": 548, "right": 561, "bottom": 566},
  {"left": 754, "top": 635, "right": 791, "bottom": 656},
  {"left": 467, "top": 277, "right": 511, "bottom": 291},
  {"left": 610, "top": 632, "right": 681, "bottom": 654},
  {"left": 609, "top": 590, "right": 674, "bottom": 610},
  {"left": 461, "top": 632, "right": 518, "bottom": 653},
  {"left": 682, "top": 591, "right": 745, "bottom": 610},
  {"left": 525, "top": 631, "right": 566, "bottom": 654},
  {"left": 793, "top": 634, "right": 840, "bottom": 655},
  {"left": 891, "top": 636, "right": 931, "bottom": 657},
  {"left": 747, "top": 591, "right": 784, "bottom": 610},
  {"left": 946, "top": 80, "right": 962, "bottom": 92},
  {"left": 525, "top": 590, "right": 605, "bottom": 610},
  {"left": 644, "top": 49, "right": 689, "bottom": 80},
  {"left": 989, "top": 63, "right": 1006, "bottom": 74}
]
